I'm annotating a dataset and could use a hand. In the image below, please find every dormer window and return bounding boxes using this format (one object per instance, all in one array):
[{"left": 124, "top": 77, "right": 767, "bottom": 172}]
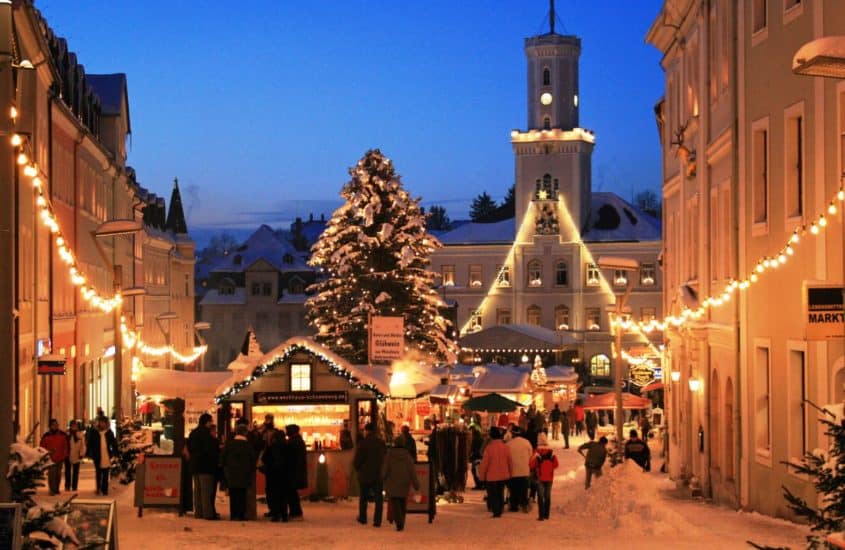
[
  {"left": 283, "top": 253, "right": 294, "bottom": 265},
  {"left": 233, "top": 255, "right": 242, "bottom": 266},
  {"left": 543, "top": 67, "right": 550, "bottom": 86},
  {"left": 219, "top": 278, "right": 235, "bottom": 296},
  {"left": 289, "top": 276, "right": 305, "bottom": 294}
]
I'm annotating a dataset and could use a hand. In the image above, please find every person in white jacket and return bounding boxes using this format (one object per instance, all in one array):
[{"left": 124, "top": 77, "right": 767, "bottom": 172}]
[
  {"left": 506, "top": 427, "right": 533, "bottom": 512},
  {"left": 64, "top": 420, "right": 86, "bottom": 492}
]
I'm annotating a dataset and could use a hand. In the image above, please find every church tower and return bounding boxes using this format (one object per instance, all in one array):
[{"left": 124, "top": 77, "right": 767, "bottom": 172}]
[{"left": 512, "top": 1, "right": 593, "bottom": 239}]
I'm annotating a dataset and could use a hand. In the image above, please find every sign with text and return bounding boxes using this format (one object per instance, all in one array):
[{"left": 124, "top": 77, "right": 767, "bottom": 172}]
[
  {"left": 62, "top": 499, "right": 117, "bottom": 550},
  {"left": 139, "top": 456, "right": 182, "bottom": 506},
  {"left": 415, "top": 400, "right": 431, "bottom": 417},
  {"left": 806, "top": 285, "right": 845, "bottom": 340},
  {"left": 253, "top": 391, "right": 348, "bottom": 406},
  {"left": 37, "top": 354, "right": 66, "bottom": 375},
  {"left": 0, "top": 503, "right": 22, "bottom": 550},
  {"left": 369, "top": 315, "right": 404, "bottom": 363},
  {"left": 406, "top": 461, "right": 435, "bottom": 523}
]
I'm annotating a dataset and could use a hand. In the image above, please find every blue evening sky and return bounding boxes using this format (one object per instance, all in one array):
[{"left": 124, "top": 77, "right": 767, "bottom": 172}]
[{"left": 38, "top": 1, "right": 664, "bottom": 240}]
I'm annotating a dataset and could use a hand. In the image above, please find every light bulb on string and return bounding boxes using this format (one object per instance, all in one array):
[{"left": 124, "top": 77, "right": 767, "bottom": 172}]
[
  {"left": 16, "top": 153, "right": 27, "bottom": 165},
  {"left": 819, "top": 216, "right": 828, "bottom": 228},
  {"left": 10, "top": 134, "right": 22, "bottom": 146},
  {"left": 810, "top": 224, "right": 819, "bottom": 235}
]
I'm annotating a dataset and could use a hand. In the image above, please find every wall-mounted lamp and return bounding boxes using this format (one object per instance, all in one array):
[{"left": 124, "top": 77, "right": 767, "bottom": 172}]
[
  {"left": 688, "top": 378, "right": 702, "bottom": 392},
  {"left": 670, "top": 371, "right": 681, "bottom": 383}
]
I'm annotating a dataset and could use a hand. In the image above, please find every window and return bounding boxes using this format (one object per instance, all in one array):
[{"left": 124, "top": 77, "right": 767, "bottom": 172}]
[
  {"left": 219, "top": 282, "right": 235, "bottom": 296},
  {"left": 527, "top": 260, "right": 543, "bottom": 287},
  {"left": 496, "top": 308, "right": 511, "bottom": 326},
  {"left": 613, "top": 270, "right": 628, "bottom": 287},
  {"left": 754, "top": 344, "right": 771, "bottom": 457},
  {"left": 469, "top": 264, "right": 482, "bottom": 288},
  {"left": 184, "top": 273, "right": 190, "bottom": 296},
  {"left": 640, "top": 307, "right": 657, "bottom": 323},
  {"left": 586, "top": 308, "right": 601, "bottom": 331},
  {"left": 543, "top": 117, "right": 551, "bottom": 130},
  {"left": 542, "top": 67, "right": 550, "bottom": 86},
  {"left": 442, "top": 265, "right": 455, "bottom": 287},
  {"left": 640, "top": 263, "right": 656, "bottom": 286},
  {"left": 753, "top": 0, "right": 767, "bottom": 33},
  {"left": 555, "top": 305, "right": 569, "bottom": 331},
  {"left": 251, "top": 282, "right": 261, "bottom": 296},
  {"left": 291, "top": 363, "right": 311, "bottom": 392},
  {"left": 468, "top": 309, "right": 482, "bottom": 332},
  {"left": 752, "top": 121, "right": 769, "bottom": 226},
  {"left": 496, "top": 265, "right": 511, "bottom": 287},
  {"left": 590, "top": 354, "right": 611, "bottom": 377},
  {"left": 788, "top": 347, "right": 808, "bottom": 460},
  {"left": 526, "top": 305, "right": 541, "bottom": 326},
  {"left": 283, "top": 253, "right": 294, "bottom": 264},
  {"left": 262, "top": 283, "right": 272, "bottom": 296},
  {"left": 586, "top": 264, "right": 601, "bottom": 286},
  {"left": 555, "top": 261, "right": 568, "bottom": 286},
  {"left": 785, "top": 109, "right": 804, "bottom": 219}
]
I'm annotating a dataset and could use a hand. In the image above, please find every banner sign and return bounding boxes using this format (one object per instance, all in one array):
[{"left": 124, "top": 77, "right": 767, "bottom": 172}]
[
  {"left": 369, "top": 315, "right": 404, "bottom": 363},
  {"left": 806, "top": 285, "right": 844, "bottom": 340},
  {"left": 37, "top": 354, "right": 66, "bottom": 375},
  {"left": 253, "top": 391, "right": 348, "bottom": 405}
]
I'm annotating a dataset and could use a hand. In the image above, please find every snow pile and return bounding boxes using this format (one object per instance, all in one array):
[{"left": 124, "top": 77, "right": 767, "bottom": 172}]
[{"left": 562, "top": 461, "right": 700, "bottom": 536}]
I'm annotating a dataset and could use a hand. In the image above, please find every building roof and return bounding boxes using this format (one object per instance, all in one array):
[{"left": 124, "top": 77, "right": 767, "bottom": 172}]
[
  {"left": 471, "top": 364, "right": 530, "bottom": 394},
  {"left": 459, "top": 324, "right": 578, "bottom": 351},
  {"left": 211, "top": 224, "right": 310, "bottom": 274},
  {"left": 583, "top": 192, "right": 661, "bottom": 242},
  {"left": 86, "top": 73, "right": 130, "bottom": 132},
  {"left": 436, "top": 218, "right": 516, "bottom": 245},
  {"left": 199, "top": 288, "right": 246, "bottom": 306}
]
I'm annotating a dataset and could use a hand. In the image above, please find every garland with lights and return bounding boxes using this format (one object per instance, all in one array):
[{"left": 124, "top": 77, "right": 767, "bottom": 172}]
[
  {"left": 215, "top": 342, "right": 387, "bottom": 404},
  {"left": 9, "top": 106, "right": 205, "bottom": 364}
]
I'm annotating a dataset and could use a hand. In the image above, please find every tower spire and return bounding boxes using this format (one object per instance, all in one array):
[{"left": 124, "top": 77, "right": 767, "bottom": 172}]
[{"left": 549, "top": 0, "right": 555, "bottom": 34}]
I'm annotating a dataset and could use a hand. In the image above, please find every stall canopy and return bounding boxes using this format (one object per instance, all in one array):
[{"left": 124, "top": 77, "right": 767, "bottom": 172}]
[
  {"left": 135, "top": 367, "right": 231, "bottom": 409},
  {"left": 429, "top": 384, "right": 461, "bottom": 404},
  {"left": 388, "top": 360, "right": 441, "bottom": 399},
  {"left": 641, "top": 381, "right": 664, "bottom": 393},
  {"left": 582, "top": 392, "right": 651, "bottom": 410},
  {"left": 459, "top": 324, "right": 579, "bottom": 352},
  {"left": 471, "top": 364, "right": 530, "bottom": 395},
  {"left": 462, "top": 392, "right": 522, "bottom": 413}
]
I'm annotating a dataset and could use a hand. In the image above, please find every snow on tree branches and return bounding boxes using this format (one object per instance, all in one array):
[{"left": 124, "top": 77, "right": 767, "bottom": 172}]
[
  {"left": 306, "top": 149, "right": 456, "bottom": 364},
  {"left": 7, "top": 438, "right": 78, "bottom": 549},
  {"left": 112, "top": 418, "right": 154, "bottom": 485}
]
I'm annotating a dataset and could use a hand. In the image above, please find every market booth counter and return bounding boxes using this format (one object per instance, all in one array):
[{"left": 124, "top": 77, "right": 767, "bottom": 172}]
[{"left": 215, "top": 338, "right": 391, "bottom": 498}]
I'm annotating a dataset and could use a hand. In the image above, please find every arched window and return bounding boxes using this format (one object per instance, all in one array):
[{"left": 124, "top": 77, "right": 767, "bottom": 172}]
[
  {"left": 527, "top": 259, "right": 543, "bottom": 287},
  {"left": 543, "top": 67, "right": 550, "bottom": 86},
  {"left": 555, "top": 305, "right": 569, "bottom": 331},
  {"left": 543, "top": 117, "right": 551, "bottom": 130},
  {"left": 590, "top": 354, "right": 611, "bottom": 377},
  {"left": 555, "top": 261, "right": 568, "bottom": 286},
  {"left": 526, "top": 305, "right": 541, "bottom": 326}
]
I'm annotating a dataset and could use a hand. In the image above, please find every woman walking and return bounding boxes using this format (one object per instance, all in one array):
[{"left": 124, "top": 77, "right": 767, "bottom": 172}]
[
  {"left": 382, "top": 441, "right": 420, "bottom": 531},
  {"left": 64, "top": 420, "right": 86, "bottom": 492}
]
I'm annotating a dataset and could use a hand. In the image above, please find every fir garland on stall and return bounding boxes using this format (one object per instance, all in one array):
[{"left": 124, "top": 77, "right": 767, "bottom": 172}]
[
  {"left": 215, "top": 342, "right": 387, "bottom": 403},
  {"left": 7, "top": 438, "right": 78, "bottom": 549},
  {"left": 111, "top": 418, "right": 154, "bottom": 485}
]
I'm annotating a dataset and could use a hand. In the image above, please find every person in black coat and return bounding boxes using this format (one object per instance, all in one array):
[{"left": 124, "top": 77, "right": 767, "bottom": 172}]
[
  {"left": 354, "top": 422, "right": 387, "bottom": 527},
  {"left": 284, "top": 424, "right": 307, "bottom": 520},
  {"left": 85, "top": 416, "right": 118, "bottom": 495},
  {"left": 222, "top": 424, "right": 257, "bottom": 521},
  {"left": 186, "top": 413, "right": 219, "bottom": 520},
  {"left": 262, "top": 429, "right": 288, "bottom": 522}
]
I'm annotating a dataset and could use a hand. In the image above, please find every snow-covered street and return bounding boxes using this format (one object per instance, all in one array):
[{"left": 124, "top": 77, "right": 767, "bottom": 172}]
[{"left": 69, "top": 435, "right": 805, "bottom": 549}]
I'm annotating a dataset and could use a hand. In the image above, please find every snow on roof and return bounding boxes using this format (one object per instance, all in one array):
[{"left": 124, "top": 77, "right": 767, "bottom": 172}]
[
  {"left": 135, "top": 367, "right": 231, "bottom": 399},
  {"left": 87, "top": 73, "right": 130, "bottom": 132},
  {"left": 277, "top": 293, "right": 308, "bottom": 304},
  {"left": 436, "top": 218, "right": 515, "bottom": 245},
  {"left": 211, "top": 225, "right": 311, "bottom": 274},
  {"left": 471, "top": 364, "right": 530, "bottom": 393},
  {"left": 199, "top": 288, "right": 246, "bottom": 306},
  {"left": 793, "top": 36, "right": 845, "bottom": 73},
  {"left": 460, "top": 324, "right": 578, "bottom": 351},
  {"left": 544, "top": 365, "right": 578, "bottom": 383},
  {"left": 583, "top": 192, "right": 661, "bottom": 242}
]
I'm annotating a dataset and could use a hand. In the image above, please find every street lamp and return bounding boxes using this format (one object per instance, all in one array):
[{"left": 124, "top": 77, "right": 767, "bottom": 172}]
[
  {"left": 156, "top": 312, "right": 178, "bottom": 370},
  {"left": 93, "top": 219, "right": 143, "bottom": 423},
  {"left": 597, "top": 255, "right": 640, "bottom": 455}
]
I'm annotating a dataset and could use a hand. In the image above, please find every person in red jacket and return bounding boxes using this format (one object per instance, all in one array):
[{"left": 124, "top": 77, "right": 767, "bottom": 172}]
[
  {"left": 529, "top": 433, "right": 559, "bottom": 521},
  {"left": 40, "top": 419, "right": 69, "bottom": 495},
  {"left": 479, "top": 427, "right": 513, "bottom": 518}
]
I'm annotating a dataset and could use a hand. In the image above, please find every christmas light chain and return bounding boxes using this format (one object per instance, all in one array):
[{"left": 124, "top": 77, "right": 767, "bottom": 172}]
[
  {"left": 10, "top": 106, "right": 205, "bottom": 364},
  {"left": 613, "top": 186, "right": 845, "bottom": 334}
]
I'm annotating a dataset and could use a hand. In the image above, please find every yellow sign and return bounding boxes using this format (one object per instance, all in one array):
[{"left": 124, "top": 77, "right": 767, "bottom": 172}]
[
  {"left": 369, "top": 315, "right": 404, "bottom": 362},
  {"left": 806, "top": 285, "right": 844, "bottom": 340}
]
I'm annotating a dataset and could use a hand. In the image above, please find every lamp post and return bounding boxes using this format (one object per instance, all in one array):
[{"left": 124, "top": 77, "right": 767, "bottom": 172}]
[
  {"left": 792, "top": 37, "right": 845, "bottom": 336},
  {"left": 597, "top": 256, "right": 640, "bottom": 456},
  {"left": 93, "top": 219, "right": 143, "bottom": 423},
  {"left": 156, "top": 312, "right": 178, "bottom": 370}
]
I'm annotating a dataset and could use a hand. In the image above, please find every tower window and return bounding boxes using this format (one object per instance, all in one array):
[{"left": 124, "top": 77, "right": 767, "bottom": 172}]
[
  {"left": 543, "top": 68, "right": 550, "bottom": 86},
  {"left": 543, "top": 117, "right": 551, "bottom": 130}
]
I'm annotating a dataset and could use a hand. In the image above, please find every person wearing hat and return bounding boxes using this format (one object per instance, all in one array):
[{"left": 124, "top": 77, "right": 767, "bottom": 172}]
[
  {"left": 505, "top": 426, "right": 532, "bottom": 513},
  {"left": 479, "top": 427, "right": 512, "bottom": 518},
  {"left": 529, "top": 433, "right": 559, "bottom": 520}
]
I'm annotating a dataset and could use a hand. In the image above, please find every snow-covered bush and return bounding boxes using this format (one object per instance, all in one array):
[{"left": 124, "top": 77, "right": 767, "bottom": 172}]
[{"left": 111, "top": 418, "right": 153, "bottom": 485}]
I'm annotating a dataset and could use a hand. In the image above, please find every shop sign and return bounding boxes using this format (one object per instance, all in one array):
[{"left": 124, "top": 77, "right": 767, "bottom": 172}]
[
  {"left": 628, "top": 362, "right": 656, "bottom": 387},
  {"left": 253, "top": 391, "right": 348, "bottom": 405},
  {"left": 806, "top": 285, "right": 844, "bottom": 340},
  {"left": 37, "top": 354, "right": 66, "bottom": 375},
  {"left": 139, "top": 456, "right": 181, "bottom": 506},
  {"left": 415, "top": 400, "right": 431, "bottom": 417},
  {"left": 369, "top": 315, "right": 404, "bottom": 363}
]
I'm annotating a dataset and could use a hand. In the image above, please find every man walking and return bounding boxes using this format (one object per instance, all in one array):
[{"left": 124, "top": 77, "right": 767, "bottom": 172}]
[
  {"left": 354, "top": 423, "right": 386, "bottom": 527},
  {"left": 506, "top": 427, "right": 532, "bottom": 512},
  {"left": 285, "top": 424, "right": 307, "bottom": 521},
  {"left": 40, "top": 419, "right": 69, "bottom": 495},
  {"left": 561, "top": 405, "right": 570, "bottom": 449},
  {"left": 479, "top": 427, "right": 512, "bottom": 518},
  {"left": 85, "top": 416, "right": 117, "bottom": 496},
  {"left": 186, "top": 413, "right": 219, "bottom": 520},
  {"left": 578, "top": 436, "right": 608, "bottom": 489},
  {"left": 549, "top": 404, "right": 561, "bottom": 441},
  {"left": 64, "top": 420, "right": 86, "bottom": 492}
]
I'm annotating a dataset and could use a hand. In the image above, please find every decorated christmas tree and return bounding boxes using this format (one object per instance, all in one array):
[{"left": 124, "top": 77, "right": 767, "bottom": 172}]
[
  {"left": 306, "top": 149, "right": 455, "bottom": 363},
  {"left": 782, "top": 403, "right": 845, "bottom": 548},
  {"left": 112, "top": 418, "right": 154, "bottom": 484},
  {"left": 7, "top": 438, "right": 78, "bottom": 549}
]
